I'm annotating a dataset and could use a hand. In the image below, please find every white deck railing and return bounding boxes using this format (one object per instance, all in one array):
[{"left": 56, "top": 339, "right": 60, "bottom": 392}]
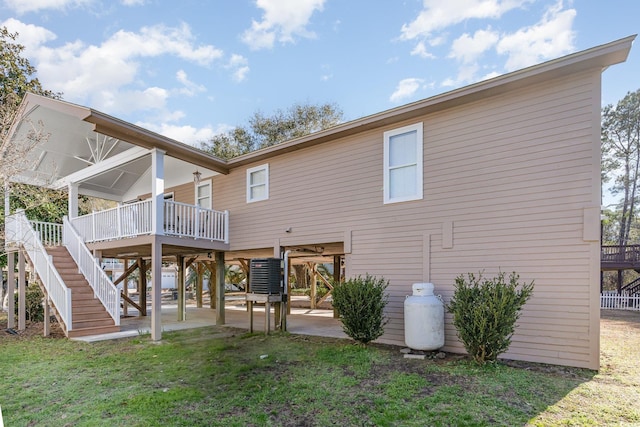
[
  {"left": 71, "top": 200, "right": 228, "bottom": 244},
  {"left": 600, "top": 293, "right": 640, "bottom": 311},
  {"left": 63, "top": 217, "right": 120, "bottom": 326},
  {"left": 72, "top": 199, "right": 153, "bottom": 242},
  {"left": 164, "top": 201, "right": 229, "bottom": 242},
  {"left": 5, "top": 211, "right": 73, "bottom": 330},
  {"left": 30, "top": 220, "right": 63, "bottom": 246}
]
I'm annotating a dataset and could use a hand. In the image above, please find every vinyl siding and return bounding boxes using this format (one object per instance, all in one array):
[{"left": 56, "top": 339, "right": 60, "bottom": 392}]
[
  {"left": 138, "top": 182, "right": 196, "bottom": 204},
  {"left": 213, "top": 69, "right": 602, "bottom": 369}
]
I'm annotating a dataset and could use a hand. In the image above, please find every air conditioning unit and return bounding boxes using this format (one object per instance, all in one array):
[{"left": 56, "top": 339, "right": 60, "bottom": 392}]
[{"left": 250, "top": 258, "right": 282, "bottom": 294}]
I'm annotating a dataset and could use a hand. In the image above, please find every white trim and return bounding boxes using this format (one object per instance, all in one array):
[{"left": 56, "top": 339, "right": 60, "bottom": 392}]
[
  {"left": 383, "top": 122, "right": 423, "bottom": 204},
  {"left": 246, "top": 164, "right": 269, "bottom": 203},
  {"left": 196, "top": 179, "right": 212, "bottom": 209},
  {"left": 51, "top": 146, "right": 150, "bottom": 189}
]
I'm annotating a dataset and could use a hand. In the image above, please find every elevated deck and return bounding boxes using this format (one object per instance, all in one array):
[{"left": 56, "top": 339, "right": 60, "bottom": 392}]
[{"left": 601, "top": 245, "right": 640, "bottom": 271}]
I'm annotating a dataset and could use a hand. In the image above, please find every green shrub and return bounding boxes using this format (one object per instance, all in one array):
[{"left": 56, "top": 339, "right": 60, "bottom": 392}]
[
  {"left": 331, "top": 274, "right": 389, "bottom": 345},
  {"left": 13, "top": 282, "right": 45, "bottom": 322},
  {"left": 447, "top": 271, "right": 534, "bottom": 365}
]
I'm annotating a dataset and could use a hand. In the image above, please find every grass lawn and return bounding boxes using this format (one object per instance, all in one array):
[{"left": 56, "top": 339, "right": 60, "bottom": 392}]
[{"left": 0, "top": 310, "right": 639, "bottom": 426}]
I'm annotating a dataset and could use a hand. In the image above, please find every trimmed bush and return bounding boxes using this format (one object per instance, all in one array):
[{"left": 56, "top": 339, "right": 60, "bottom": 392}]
[
  {"left": 331, "top": 274, "right": 389, "bottom": 345},
  {"left": 447, "top": 271, "right": 534, "bottom": 365},
  {"left": 13, "top": 282, "right": 45, "bottom": 322}
]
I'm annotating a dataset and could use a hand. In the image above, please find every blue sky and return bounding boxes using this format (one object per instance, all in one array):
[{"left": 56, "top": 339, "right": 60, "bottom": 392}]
[{"left": 1, "top": 0, "right": 638, "bottom": 147}]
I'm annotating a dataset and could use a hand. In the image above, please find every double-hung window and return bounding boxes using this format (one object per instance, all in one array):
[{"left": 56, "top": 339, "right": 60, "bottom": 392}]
[
  {"left": 383, "top": 122, "right": 423, "bottom": 204},
  {"left": 196, "top": 180, "right": 211, "bottom": 209},
  {"left": 247, "top": 164, "right": 269, "bottom": 203}
]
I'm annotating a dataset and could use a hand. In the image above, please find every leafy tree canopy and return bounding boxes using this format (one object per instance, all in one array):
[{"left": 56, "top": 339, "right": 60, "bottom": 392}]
[{"left": 199, "top": 101, "right": 344, "bottom": 159}]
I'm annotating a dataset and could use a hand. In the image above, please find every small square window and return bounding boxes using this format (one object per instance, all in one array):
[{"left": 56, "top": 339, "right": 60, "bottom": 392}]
[{"left": 247, "top": 164, "right": 269, "bottom": 203}]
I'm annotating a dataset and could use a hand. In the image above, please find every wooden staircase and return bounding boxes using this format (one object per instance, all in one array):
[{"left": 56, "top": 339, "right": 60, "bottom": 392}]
[
  {"left": 621, "top": 276, "right": 640, "bottom": 296},
  {"left": 46, "top": 246, "right": 120, "bottom": 338}
]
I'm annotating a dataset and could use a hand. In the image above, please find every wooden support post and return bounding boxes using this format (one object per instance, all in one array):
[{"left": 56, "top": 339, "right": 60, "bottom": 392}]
[
  {"left": 43, "top": 296, "right": 50, "bottom": 337},
  {"left": 137, "top": 258, "right": 147, "bottom": 316},
  {"left": 309, "top": 262, "right": 317, "bottom": 310},
  {"left": 196, "top": 262, "right": 204, "bottom": 308},
  {"left": 215, "top": 252, "right": 225, "bottom": 325},
  {"left": 18, "top": 249, "right": 26, "bottom": 331},
  {"left": 203, "top": 261, "right": 216, "bottom": 309},
  {"left": 238, "top": 258, "right": 250, "bottom": 312},
  {"left": 151, "top": 240, "right": 162, "bottom": 341},
  {"left": 617, "top": 270, "right": 623, "bottom": 294},
  {"left": 274, "top": 300, "right": 281, "bottom": 329},
  {"left": 177, "top": 255, "right": 185, "bottom": 321},
  {"left": 122, "top": 259, "right": 129, "bottom": 317},
  {"left": 7, "top": 251, "right": 15, "bottom": 329}
]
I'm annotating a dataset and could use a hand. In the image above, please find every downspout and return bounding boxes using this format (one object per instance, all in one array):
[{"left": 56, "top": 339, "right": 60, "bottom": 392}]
[{"left": 281, "top": 250, "right": 291, "bottom": 332}]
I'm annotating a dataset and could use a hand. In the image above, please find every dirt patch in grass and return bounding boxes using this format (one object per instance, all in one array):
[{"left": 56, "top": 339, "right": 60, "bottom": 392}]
[{"left": 0, "top": 315, "right": 65, "bottom": 341}]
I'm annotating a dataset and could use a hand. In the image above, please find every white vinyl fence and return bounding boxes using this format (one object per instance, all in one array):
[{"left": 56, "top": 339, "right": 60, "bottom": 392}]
[{"left": 600, "top": 292, "right": 640, "bottom": 311}]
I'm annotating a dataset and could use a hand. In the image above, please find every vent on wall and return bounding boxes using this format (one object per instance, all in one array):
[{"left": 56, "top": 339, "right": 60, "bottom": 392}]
[{"left": 249, "top": 258, "right": 282, "bottom": 294}]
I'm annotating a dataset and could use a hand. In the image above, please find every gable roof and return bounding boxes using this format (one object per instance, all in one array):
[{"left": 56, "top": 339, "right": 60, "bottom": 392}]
[
  {"left": 3, "top": 93, "right": 229, "bottom": 200},
  {"left": 2, "top": 35, "right": 634, "bottom": 199}
]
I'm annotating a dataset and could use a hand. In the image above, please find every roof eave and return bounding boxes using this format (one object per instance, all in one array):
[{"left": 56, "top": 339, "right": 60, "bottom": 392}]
[
  {"left": 228, "top": 34, "right": 636, "bottom": 169},
  {"left": 86, "top": 111, "right": 229, "bottom": 175}
]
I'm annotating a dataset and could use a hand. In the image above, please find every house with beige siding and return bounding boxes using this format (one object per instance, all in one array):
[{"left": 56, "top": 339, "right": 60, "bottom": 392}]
[{"left": 2, "top": 36, "right": 634, "bottom": 369}]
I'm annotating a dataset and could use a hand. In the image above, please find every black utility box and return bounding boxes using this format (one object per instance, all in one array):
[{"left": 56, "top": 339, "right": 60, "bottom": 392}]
[{"left": 250, "top": 258, "right": 282, "bottom": 294}]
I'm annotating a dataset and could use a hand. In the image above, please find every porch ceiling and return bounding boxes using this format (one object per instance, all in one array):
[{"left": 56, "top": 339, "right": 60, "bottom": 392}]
[{"left": 4, "top": 94, "right": 227, "bottom": 202}]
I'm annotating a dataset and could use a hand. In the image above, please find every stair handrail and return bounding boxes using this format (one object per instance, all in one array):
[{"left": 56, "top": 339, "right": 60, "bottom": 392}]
[
  {"left": 5, "top": 211, "right": 73, "bottom": 330},
  {"left": 621, "top": 276, "right": 640, "bottom": 296},
  {"left": 63, "top": 216, "right": 120, "bottom": 326}
]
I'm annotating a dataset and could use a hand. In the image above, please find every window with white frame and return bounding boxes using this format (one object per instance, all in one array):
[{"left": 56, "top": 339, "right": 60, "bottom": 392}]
[
  {"left": 246, "top": 164, "right": 269, "bottom": 203},
  {"left": 196, "top": 180, "right": 211, "bottom": 209},
  {"left": 383, "top": 122, "right": 423, "bottom": 204}
]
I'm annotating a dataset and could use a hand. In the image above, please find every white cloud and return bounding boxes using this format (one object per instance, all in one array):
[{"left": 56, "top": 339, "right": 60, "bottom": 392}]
[
  {"left": 390, "top": 78, "right": 425, "bottom": 103},
  {"left": 1, "top": 18, "right": 57, "bottom": 49},
  {"left": 102, "top": 23, "right": 223, "bottom": 66},
  {"left": 442, "top": 63, "right": 480, "bottom": 87},
  {"left": 175, "top": 70, "right": 206, "bottom": 96},
  {"left": 92, "top": 87, "right": 170, "bottom": 114},
  {"left": 496, "top": 0, "right": 576, "bottom": 70},
  {"left": 3, "top": 0, "right": 92, "bottom": 14},
  {"left": 4, "top": 20, "right": 223, "bottom": 114},
  {"left": 411, "top": 41, "right": 436, "bottom": 59},
  {"left": 449, "top": 28, "right": 499, "bottom": 64},
  {"left": 121, "top": 0, "right": 145, "bottom": 5},
  {"left": 136, "top": 121, "right": 224, "bottom": 146},
  {"left": 226, "top": 54, "right": 250, "bottom": 82},
  {"left": 400, "top": 0, "right": 531, "bottom": 41},
  {"left": 242, "top": 0, "right": 325, "bottom": 50}
]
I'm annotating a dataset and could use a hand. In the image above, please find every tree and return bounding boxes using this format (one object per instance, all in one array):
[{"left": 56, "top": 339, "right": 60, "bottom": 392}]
[
  {"left": 0, "top": 27, "right": 59, "bottom": 138},
  {"left": 199, "top": 102, "right": 344, "bottom": 159},
  {"left": 602, "top": 89, "right": 640, "bottom": 248},
  {"left": 0, "top": 27, "right": 61, "bottom": 192},
  {"left": 0, "top": 28, "right": 66, "bottom": 269}
]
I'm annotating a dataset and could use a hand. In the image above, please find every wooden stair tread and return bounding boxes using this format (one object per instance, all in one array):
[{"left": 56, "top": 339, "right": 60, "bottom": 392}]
[
  {"left": 68, "top": 325, "right": 121, "bottom": 338},
  {"left": 44, "top": 245, "right": 120, "bottom": 339}
]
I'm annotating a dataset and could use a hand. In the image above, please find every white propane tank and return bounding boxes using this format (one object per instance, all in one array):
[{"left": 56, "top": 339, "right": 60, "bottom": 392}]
[{"left": 404, "top": 282, "right": 445, "bottom": 351}]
